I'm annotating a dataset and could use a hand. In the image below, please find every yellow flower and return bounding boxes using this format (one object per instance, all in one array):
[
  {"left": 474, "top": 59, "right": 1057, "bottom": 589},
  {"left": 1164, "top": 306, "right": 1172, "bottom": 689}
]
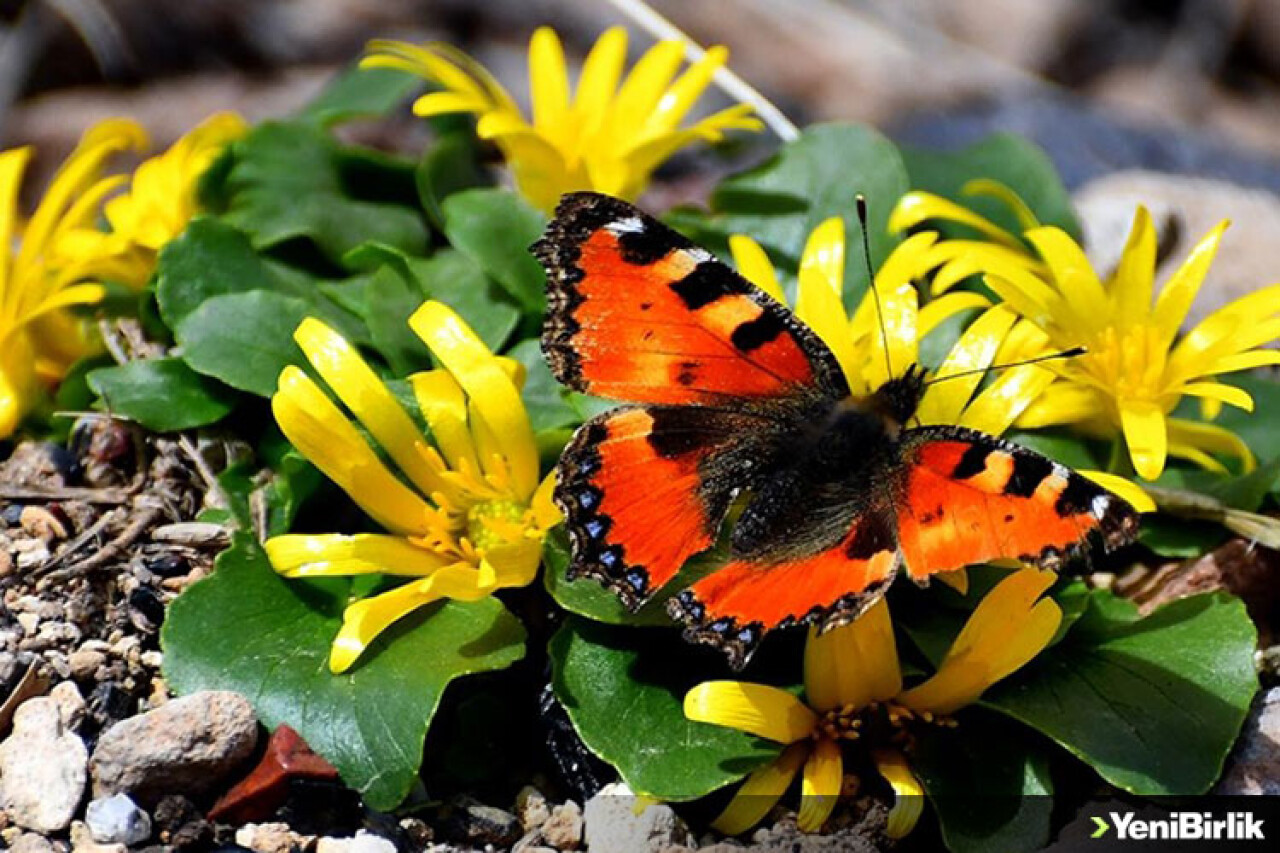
[
  {"left": 57, "top": 112, "right": 247, "bottom": 288},
  {"left": 685, "top": 567, "right": 1061, "bottom": 837},
  {"left": 890, "top": 186, "right": 1280, "bottom": 481},
  {"left": 264, "top": 302, "right": 560, "bottom": 672},
  {"left": 0, "top": 120, "right": 148, "bottom": 438},
  {"left": 362, "top": 27, "right": 762, "bottom": 212},
  {"left": 730, "top": 217, "right": 1056, "bottom": 438}
]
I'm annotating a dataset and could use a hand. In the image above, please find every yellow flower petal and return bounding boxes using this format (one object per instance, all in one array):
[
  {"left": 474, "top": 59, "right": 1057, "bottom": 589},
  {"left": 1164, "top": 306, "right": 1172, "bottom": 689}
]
[
  {"left": 530, "top": 471, "right": 562, "bottom": 529},
  {"left": 1151, "top": 220, "right": 1229, "bottom": 348},
  {"left": 574, "top": 27, "right": 628, "bottom": 119},
  {"left": 1118, "top": 399, "right": 1168, "bottom": 481},
  {"left": 797, "top": 737, "right": 843, "bottom": 833},
  {"left": 644, "top": 45, "right": 728, "bottom": 136},
  {"left": 917, "top": 306, "right": 1016, "bottom": 426},
  {"left": 1076, "top": 471, "right": 1156, "bottom": 514},
  {"left": 607, "top": 40, "right": 687, "bottom": 143},
  {"left": 958, "top": 363, "right": 1056, "bottom": 435},
  {"left": 873, "top": 748, "right": 925, "bottom": 839},
  {"left": 1179, "top": 382, "right": 1253, "bottom": 412},
  {"left": 804, "top": 597, "right": 901, "bottom": 713},
  {"left": 1024, "top": 227, "right": 1109, "bottom": 329},
  {"left": 962, "top": 178, "right": 1041, "bottom": 232},
  {"left": 729, "top": 234, "right": 786, "bottom": 303},
  {"left": 410, "top": 301, "right": 539, "bottom": 498},
  {"left": 900, "top": 567, "right": 1060, "bottom": 715},
  {"left": 888, "top": 191, "right": 1024, "bottom": 249},
  {"left": 684, "top": 681, "right": 817, "bottom": 744},
  {"left": 272, "top": 366, "right": 432, "bottom": 536},
  {"left": 329, "top": 564, "right": 486, "bottom": 672},
  {"left": 295, "top": 318, "right": 445, "bottom": 498},
  {"left": 1111, "top": 206, "right": 1156, "bottom": 319},
  {"left": 1015, "top": 382, "right": 1105, "bottom": 430},
  {"left": 410, "top": 369, "right": 481, "bottom": 476},
  {"left": 529, "top": 28, "right": 570, "bottom": 135},
  {"left": 1167, "top": 417, "right": 1255, "bottom": 473},
  {"left": 481, "top": 538, "right": 543, "bottom": 589},
  {"left": 711, "top": 742, "right": 809, "bottom": 836},
  {"left": 797, "top": 218, "right": 862, "bottom": 383},
  {"left": 917, "top": 291, "right": 991, "bottom": 338},
  {"left": 265, "top": 533, "right": 452, "bottom": 577}
]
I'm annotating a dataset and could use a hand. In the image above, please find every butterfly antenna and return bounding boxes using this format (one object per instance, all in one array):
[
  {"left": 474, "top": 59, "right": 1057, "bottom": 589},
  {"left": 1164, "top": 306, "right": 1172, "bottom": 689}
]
[
  {"left": 856, "top": 195, "right": 893, "bottom": 380},
  {"left": 923, "top": 346, "right": 1087, "bottom": 387}
]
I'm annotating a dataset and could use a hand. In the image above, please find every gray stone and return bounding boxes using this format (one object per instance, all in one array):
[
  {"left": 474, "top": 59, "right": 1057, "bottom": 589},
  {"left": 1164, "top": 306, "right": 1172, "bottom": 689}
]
[
  {"left": 542, "top": 800, "right": 583, "bottom": 850},
  {"left": 515, "top": 785, "right": 551, "bottom": 832},
  {"left": 0, "top": 696, "right": 88, "bottom": 833},
  {"left": 315, "top": 832, "right": 397, "bottom": 853},
  {"left": 69, "top": 820, "right": 127, "bottom": 853},
  {"left": 446, "top": 797, "right": 521, "bottom": 848},
  {"left": 51, "top": 681, "right": 86, "bottom": 731},
  {"left": 583, "top": 783, "right": 689, "bottom": 853},
  {"left": 85, "top": 793, "right": 152, "bottom": 846},
  {"left": 90, "top": 691, "right": 257, "bottom": 802},
  {"left": 9, "top": 832, "right": 56, "bottom": 853},
  {"left": 1216, "top": 686, "right": 1280, "bottom": 794}
]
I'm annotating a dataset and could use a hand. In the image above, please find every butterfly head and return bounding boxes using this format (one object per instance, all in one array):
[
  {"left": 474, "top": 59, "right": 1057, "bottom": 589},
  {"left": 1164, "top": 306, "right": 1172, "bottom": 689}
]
[{"left": 868, "top": 363, "right": 927, "bottom": 428}]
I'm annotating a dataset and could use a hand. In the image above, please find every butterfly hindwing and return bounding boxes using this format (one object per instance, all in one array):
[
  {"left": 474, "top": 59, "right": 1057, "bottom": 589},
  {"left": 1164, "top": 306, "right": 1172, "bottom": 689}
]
[
  {"left": 667, "top": 512, "right": 901, "bottom": 668},
  {"left": 534, "top": 192, "right": 849, "bottom": 406},
  {"left": 894, "top": 426, "right": 1140, "bottom": 580},
  {"left": 556, "top": 404, "right": 776, "bottom": 610}
]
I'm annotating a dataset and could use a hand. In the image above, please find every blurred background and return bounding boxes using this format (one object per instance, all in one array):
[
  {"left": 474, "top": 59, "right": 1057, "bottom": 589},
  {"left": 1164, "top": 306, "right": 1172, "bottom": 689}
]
[{"left": 2, "top": 0, "right": 1279, "bottom": 300}]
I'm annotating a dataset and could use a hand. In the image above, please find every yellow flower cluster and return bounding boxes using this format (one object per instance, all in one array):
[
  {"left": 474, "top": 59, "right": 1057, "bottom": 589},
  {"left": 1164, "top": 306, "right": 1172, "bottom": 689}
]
[
  {"left": 264, "top": 303, "right": 560, "bottom": 672},
  {"left": 0, "top": 114, "right": 244, "bottom": 438},
  {"left": 891, "top": 184, "right": 1280, "bottom": 481},
  {"left": 363, "top": 27, "right": 761, "bottom": 212},
  {"left": 688, "top": 568, "right": 1060, "bottom": 836}
]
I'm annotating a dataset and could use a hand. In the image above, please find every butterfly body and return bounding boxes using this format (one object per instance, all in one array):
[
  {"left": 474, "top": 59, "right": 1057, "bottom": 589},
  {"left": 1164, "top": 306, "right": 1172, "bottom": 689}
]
[{"left": 534, "top": 192, "right": 1139, "bottom": 668}]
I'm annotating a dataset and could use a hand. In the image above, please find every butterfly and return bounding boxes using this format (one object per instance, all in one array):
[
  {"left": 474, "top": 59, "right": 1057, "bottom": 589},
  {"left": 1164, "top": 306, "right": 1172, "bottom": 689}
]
[{"left": 533, "top": 191, "right": 1139, "bottom": 668}]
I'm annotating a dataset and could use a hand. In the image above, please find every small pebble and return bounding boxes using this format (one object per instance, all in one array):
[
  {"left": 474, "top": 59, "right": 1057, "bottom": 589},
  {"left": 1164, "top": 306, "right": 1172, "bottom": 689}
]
[
  {"left": 86, "top": 793, "right": 152, "bottom": 846},
  {"left": 69, "top": 649, "right": 107, "bottom": 681},
  {"left": 515, "top": 785, "right": 550, "bottom": 832},
  {"left": 541, "top": 801, "right": 583, "bottom": 851}
]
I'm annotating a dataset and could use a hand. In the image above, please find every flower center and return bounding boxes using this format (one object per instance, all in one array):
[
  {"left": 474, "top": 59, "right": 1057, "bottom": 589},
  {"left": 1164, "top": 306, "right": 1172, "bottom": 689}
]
[
  {"left": 814, "top": 704, "right": 864, "bottom": 742},
  {"left": 465, "top": 498, "right": 527, "bottom": 551},
  {"left": 1080, "top": 324, "right": 1169, "bottom": 405}
]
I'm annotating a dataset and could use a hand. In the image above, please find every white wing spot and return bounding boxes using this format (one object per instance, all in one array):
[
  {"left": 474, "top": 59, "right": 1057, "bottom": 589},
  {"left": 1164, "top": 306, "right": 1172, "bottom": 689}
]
[
  {"left": 688, "top": 247, "right": 714, "bottom": 263},
  {"left": 1091, "top": 494, "right": 1110, "bottom": 518},
  {"left": 608, "top": 216, "right": 645, "bottom": 234}
]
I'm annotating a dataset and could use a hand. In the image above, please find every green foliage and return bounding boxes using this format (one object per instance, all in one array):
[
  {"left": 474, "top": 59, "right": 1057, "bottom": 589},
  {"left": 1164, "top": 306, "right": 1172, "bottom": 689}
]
[
  {"left": 299, "top": 65, "right": 420, "bottom": 127},
  {"left": 670, "top": 123, "right": 908, "bottom": 308},
  {"left": 911, "top": 715, "right": 1054, "bottom": 853},
  {"left": 984, "top": 591, "right": 1257, "bottom": 795},
  {"left": 442, "top": 188, "right": 548, "bottom": 315},
  {"left": 900, "top": 133, "right": 1081, "bottom": 239},
  {"left": 549, "top": 617, "right": 781, "bottom": 800},
  {"left": 207, "top": 121, "right": 429, "bottom": 264},
  {"left": 87, "top": 358, "right": 237, "bottom": 431},
  {"left": 162, "top": 535, "right": 526, "bottom": 810}
]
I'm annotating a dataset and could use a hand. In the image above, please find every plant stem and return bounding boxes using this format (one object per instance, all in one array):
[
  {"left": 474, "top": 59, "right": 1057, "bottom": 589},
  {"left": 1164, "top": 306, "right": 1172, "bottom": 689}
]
[{"left": 604, "top": 0, "right": 800, "bottom": 142}]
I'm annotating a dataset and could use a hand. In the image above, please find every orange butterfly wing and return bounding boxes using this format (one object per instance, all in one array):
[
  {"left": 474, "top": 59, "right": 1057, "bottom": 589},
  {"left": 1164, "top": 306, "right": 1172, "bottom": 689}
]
[
  {"left": 535, "top": 192, "right": 848, "bottom": 406},
  {"left": 894, "top": 428, "right": 1139, "bottom": 580}
]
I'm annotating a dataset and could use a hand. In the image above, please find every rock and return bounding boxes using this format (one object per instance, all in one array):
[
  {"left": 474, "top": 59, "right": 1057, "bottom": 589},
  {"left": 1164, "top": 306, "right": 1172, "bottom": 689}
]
[
  {"left": 51, "top": 681, "right": 86, "bottom": 731},
  {"left": 0, "top": 696, "right": 89, "bottom": 833},
  {"left": 583, "top": 783, "right": 689, "bottom": 853},
  {"left": 70, "top": 820, "right": 127, "bottom": 853},
  {"left": 69, "top": 649, "right": 107, "bottom": 681},
  {"left": 9, "top": 832, "right": 56, "bottom": 853},
  {"left": 397, "top": 817, "right": 432, "bottom": 850},
  {"left": 542, "top": 801, "right": 583, "bottom": 850},
  {"left": 446, "top": 797, "right": 522, "bottom": 848},
  {"left": 85, "top": 793, "right": 152, "bottom": 846},
  {"left": 314, "top": 832, "right": 397, "bottom": 853},
  {"left": 90, "top": 691, "right": 258, "bottom": 802},
  {"left": 234, "top": 822, "right": 311, "bottom": 853},
  {"left": 1216, "top": 687, "right": 1280, "bottom": 794},
  {"left": 1074, "top": 171, "right": 1280, "bottom": 327},
  {"left": 515, "top": 785, "right": 551, "bottom": 832}
]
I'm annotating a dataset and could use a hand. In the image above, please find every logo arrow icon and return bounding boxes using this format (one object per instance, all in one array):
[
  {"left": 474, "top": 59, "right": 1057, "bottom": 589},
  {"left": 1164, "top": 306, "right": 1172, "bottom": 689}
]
[{"left": 1091, "top": 816, "right": 1110, "bottom": 839}]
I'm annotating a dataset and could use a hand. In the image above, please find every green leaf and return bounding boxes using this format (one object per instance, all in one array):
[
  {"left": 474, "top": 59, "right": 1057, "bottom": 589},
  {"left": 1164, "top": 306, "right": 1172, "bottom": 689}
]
[
  {"left": 162, "top": 535, "right": 526, "bottom": 810},
  {"left": 1137, "top": 516, "right": 1226, "bottom": 558},
  {"left": 1212, "top": 375, "right": 1280, "bottom": 478},
  {"left": 174, "top": 291, "right": 314, "bottom": 397},
  {"left": 300, "top": 65, "right": 420, "bottom": 127},
  {"left": 506, "top": 339, "right": 581, "bottom": 433},
  {"left": 362, "top": 266, "right": 434, "bottom": 376},
  {"left": 1157, "top": 457, "right": 1280, "bottom": 512},
  {"left": 983, "top": 590, "right": 1257, "bottom": 795},
  {"left": 156, "top": 219, "right": 312, "bottom": 329},
  {"left": 442, "top": 188, "right": 548, "bottom": 314},
  {"left": 216, "top": 121, "right": 429, "bottom": 264},
  {"left": 911, "top": 713, "right": 1054, "bottom": 853},
  {"left": 677, "top": 123, "right": 908, "bottom": 308},
  {"left": 549, "top": 616, "right": 780, "bottom": 800},
  {"left": 87, "top": 358, "right": 238, "bottom": 431},
  {"left": 900, "top": 133, "right": 1080, "bottom": 239},
  {"left": 416, "top": 132, "right": 492, "bottom": 229},
  {"left": 346, "top": 243, "right": 521, "bottom": 360}
]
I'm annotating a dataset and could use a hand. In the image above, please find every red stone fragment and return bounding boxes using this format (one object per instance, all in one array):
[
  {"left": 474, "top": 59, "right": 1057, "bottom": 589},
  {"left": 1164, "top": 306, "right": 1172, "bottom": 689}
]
[{"left": 209, "top": 725, "right": 339, "bottom": 824}]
